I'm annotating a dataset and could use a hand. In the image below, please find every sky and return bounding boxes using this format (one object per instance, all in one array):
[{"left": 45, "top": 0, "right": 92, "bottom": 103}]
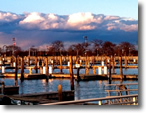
[{"left": 0, "top": 0, "right": 138, "bottom": 50}]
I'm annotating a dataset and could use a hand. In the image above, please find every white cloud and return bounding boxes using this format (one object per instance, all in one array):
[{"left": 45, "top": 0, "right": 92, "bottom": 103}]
[
  {"left": 120, "top": 24, "right": 138, "bottom": 32},
  {"left": 0, "top": 11, "right": 138, "bottom": 32},
  {"left": 0, "top": 11, "right": 21, "bottom": 22},
  {"left": 104, "top": 15, "right": 120, "bottom": 20}
]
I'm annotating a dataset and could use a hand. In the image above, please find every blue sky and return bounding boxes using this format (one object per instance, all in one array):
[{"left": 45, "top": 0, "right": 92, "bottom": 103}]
[
  {"left": 0, "top": 0, "right": 138, "bottom": 19},
  {"left": 0, "top": 0, "right": 138, "bottom": 50}
]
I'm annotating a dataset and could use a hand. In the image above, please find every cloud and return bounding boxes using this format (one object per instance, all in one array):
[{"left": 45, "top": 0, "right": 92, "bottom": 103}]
[
  {"left": 104, "top": 15, "right": 120, "bottom": 20},
  {"left": 16, "top": 12, "right": 138, "bottom": 32},
  {"left": 19, "top": 12, "right": 62, "bottom": 30},
  {"left": 0, "top": 11, "right": 138, "bottom": 49},
  {"left": 0, "top": 11, "right": 22, "bottom": 23}
]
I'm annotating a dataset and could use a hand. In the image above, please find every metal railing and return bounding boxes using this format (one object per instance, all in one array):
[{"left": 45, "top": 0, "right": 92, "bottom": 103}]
[
  {"left": 104, "top": 83, "right": 138, "bottom": 96},
  {"left": 41, "top": 94, "right": 138, "bottom": 105}
]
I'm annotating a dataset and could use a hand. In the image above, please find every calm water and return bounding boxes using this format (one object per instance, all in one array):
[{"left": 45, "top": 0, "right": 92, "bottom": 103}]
[
  {"left": 0, "top": 78, "right": 138, "bottom": 100},
  {"left": 0, "top": 68, "right": 138, "bottom": 100}
]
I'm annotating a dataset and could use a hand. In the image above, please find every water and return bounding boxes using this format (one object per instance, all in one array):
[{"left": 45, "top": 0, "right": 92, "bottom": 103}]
[
  {"left": 0, "top": 77, "right": 138, "bottom": 100},
  {"left": 0, "top": 67, "right": 138, "bottom": 100}
]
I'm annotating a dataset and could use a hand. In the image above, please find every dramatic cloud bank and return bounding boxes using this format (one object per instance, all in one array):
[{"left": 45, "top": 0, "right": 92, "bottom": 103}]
[
  {"left": 18, "top": 12, "right": 138, "bottom": 31},
  {"left": 0, "top": 11, "right": 138, "bottom": 49}
]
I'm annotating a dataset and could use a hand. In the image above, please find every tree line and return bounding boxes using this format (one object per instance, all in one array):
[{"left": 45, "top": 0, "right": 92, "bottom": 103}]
[{"left": 0, "top": 40, "right": 138, "bottom": 56}]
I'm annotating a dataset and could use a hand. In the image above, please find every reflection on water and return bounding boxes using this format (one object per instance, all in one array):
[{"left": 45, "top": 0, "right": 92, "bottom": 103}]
[
  {"left": 0, "top": 77, "right": 138, "bottom": 100},
  {"left": 0, "top": 67, "right": 138, "bottom": 100}
]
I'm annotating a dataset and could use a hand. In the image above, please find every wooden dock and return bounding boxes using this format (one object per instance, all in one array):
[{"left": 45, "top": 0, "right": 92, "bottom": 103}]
[
  {"left": 0, "top": 55, "right": 138, "bottom": 81},
  {"left": 0, "top": 86, "right": 19, "bottom": 95},
  {"left": 0, "top": 90, "right": 74, "bottom": 105}
]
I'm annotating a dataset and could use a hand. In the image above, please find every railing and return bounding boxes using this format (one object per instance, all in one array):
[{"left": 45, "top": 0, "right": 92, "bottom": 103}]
[
  {"left": 41, "top": 94, "right": 138, "bottom": 105},
  {"left": 104, "top": 83, "right": 138, "bottom": 96}
]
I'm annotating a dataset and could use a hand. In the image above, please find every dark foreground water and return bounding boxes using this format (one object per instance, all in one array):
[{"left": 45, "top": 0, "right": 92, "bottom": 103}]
[{"left": 0, "top": 78, "right": 138, "bottom": 100}]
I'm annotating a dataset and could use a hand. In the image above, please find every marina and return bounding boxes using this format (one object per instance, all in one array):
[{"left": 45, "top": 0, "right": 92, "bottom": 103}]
[{"left": 0, "top": 55, "right": 138, "bottom": 105}]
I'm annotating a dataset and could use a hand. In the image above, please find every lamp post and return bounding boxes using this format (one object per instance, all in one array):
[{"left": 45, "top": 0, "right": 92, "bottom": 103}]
[
  {"left": 97, "top": 48, "right": 99, "bottom": 56},
  {"left": 129, "top": 48, "right": 131, "bottom": 56},
  {"left": 12, "top": 38, "right": 16, "bottom": 56},
  {"left": 83, "top": 36, "right": 87, "bottom": 56}
]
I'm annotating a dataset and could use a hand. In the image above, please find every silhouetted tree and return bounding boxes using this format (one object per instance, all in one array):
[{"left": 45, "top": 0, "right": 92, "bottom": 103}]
[
  {"left": 91, "top": 39, "right": 103, "bottom": 55},
  {"left": 102, "top": 41, "right": 116, "bottom": 56},
  {"left": 119, "top": 42, "right": 135, "bottom": 56},
  {"left": 6, "top": 45, "right": 21, "bottom": 56},
  {"left": 49, "top": 40, "right": 64, "bottom": 56}
]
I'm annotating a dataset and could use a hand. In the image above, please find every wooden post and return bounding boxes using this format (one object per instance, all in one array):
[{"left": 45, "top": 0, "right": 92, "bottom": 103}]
[
  {"left": 85, "top": 56, "right": 89, "bottom": 75},
  {"left": 20, "top": 57, "right": 24, "bottom": 81},
  {"left": 42, "top": 58, "right": 44, "bottom": 67},
  {"left": 76, "top": 57, "right": 80, "bottom": 81},
  {"left": 35, "top": 56, "right": 38, "bottom": 73},
  {"left": 58, "top": 84, "right": 62, "bottom": 101},
  {"left": 109, "top": 57, "right": 111, "bottom": 83},
  {"left": 125, "top": 56, "right": 127, "bottom": 69},
  {"left": 92, "top": 56, "right": 95, "bottom": 66},
  {"left": 60, "top": 56, "right": 63, "bottom": 73},
  {"left": 15, "top": 56, "right": 18, "bottom": 86},
  {"left": 112, "top": 56, "right": 115, "bottom": 73},
  {"left": 46, "top": 57, "right": 48, "bottom": 80},
  {"left": 119, "top": 56, "right": 123, "bottom": 79},
  {"left": 69, "top": 56, "right": 74, "bottom": 90},
  {"left": 105, "top": 56, "right": 108, "bottom": 67},
  {"left": 52, "top": 56, "right": 54, "bottom": 68},
  {"left": 40, "top": 66, "right": 43, "bottom": 74},
  {"left": 93, "top": 66, "right": 96, "bottom": 74},
  {"left": 28, "top": 56, "right": 30, "bottom": 66}
]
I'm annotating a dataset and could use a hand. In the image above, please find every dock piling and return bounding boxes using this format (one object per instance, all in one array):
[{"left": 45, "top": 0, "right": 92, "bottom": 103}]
[
  {"left": 108, "top": 57, "right": 111, "bottom": 83},
  {"left": 119, "top": 56, "right": 123, "bottom": 79},
  {"left": 69, "top": 56, "right": 74, "bottom": 90},
  {"left": 15, "top": 56, "right": 18, "bottom": 86},
  {"left": 76, "top": 57, "right": 80, "bottom": 81},
  {"left": 58, "top": 84, "right": 62, "bottom": 101},
  {"left": 20, "top": 57, "right": 24, "bottom": 81},
  {"left": 60, "top": 56, "right": 63, "bottom": 73},
  {"left": 46, "top": 57, "right": 48, "bottom": 81},
  {"left": 35, "top": 56, "right": 38, "bottom": 73}
]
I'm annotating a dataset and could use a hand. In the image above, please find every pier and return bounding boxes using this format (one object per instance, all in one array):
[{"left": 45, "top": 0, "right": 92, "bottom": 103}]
[
  {"left": 0, "top": 55, "right": 138, "bottom": 80},
  {"left": 0, "top": 55, "right": 138, "bottom": 105}
]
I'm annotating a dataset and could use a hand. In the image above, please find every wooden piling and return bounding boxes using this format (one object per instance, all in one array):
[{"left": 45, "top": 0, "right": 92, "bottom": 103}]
[
  {"left": 119, "top": 56, "right": 123, "bottom": 79},
  {"left": 58, "top": 84, "right": 62, "bottom": 101},
  {"left": 93, "top": 66, "right": 96, "bottom": 74},
  {"left": 28, "top": 56, "right": 30, "bottom": 66},
  {"left": 85, "top": 56, "right": 89, "bottom": 75},
  {"left": 105, "top": 56, "right": 108, "bottom": 67},
  {"left": 109, "top": 57, "right": 111, "bottom": 83},
  {"left": 92, "top": 56, "right": 95, "bottom": 66},
  {"left": 125, "top": 56, "right": 127, "bottom": 69},
  {"left": 20, "top": 57, "right": 24, "bottom": 81},
  {"left": 112, "top": 56, "right": 115, "bottom": 73},
  {"left": 76, "top": 57, "right": 80, "bottom": 81},
  {"left": 46, "top": 57, "right": 48, "bottom": 79},
  {"left": 15, "top": 56, "right": 18, "bottom": 86},
  {"left": 69, "top": 56, "right": 74, "bottom": 90},
  {"left": 35, "top": 56, "right": 38, "bottom": 73},
  {"left": 60, "top": 56, "right": 63, "bottom": 73},
  {"left": 52, "top": 56, "right": 55, "bottom": 68}
]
